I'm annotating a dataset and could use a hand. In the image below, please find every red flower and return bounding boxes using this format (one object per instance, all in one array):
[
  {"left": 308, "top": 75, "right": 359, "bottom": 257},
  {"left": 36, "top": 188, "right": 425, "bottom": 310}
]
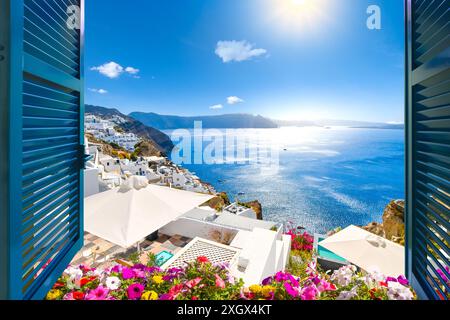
[
  {"left": 80, "top": 276, "right": 96, "bottom": 287},
  {"left": 379, "top": 281, "right": 388, "bottom": 288},
  {"left": 73, "top": 291, "right": 84, "bottom": 300},
  {"left": 53, "top": 281, "right": 65, "bottom": 289},
  {"left": 191, "top": 296, "right": 199, "bottom": 300},
  {"left": 196, "top": 256, "right": 209, "bottom": 264}
]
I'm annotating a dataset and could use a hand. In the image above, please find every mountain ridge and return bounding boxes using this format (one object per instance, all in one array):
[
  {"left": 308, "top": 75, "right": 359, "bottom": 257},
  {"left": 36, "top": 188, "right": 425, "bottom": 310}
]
[
  {"left": 85, "top": 105, "right": 174, "bottom": 155},
  {"left": 129, "top": 112, "right": 278, "bottom": 129}
]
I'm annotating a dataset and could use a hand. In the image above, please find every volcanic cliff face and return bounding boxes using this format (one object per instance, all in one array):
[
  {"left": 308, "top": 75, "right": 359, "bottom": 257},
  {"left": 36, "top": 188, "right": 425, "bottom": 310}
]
[{"left": 85, "top": 105, "right": 174, "bottom": 156}]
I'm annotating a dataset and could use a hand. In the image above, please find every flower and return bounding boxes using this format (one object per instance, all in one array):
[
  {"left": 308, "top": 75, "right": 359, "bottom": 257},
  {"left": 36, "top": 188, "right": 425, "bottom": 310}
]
[
  {"left": 159, "top": 293, "right": 174, "bottom": 300},
  {"left": 85, "top": 286, "right": 109, "bottom": 300},
  {"left": 152, "top": 275, "right": 164, "bottom": 285},
  {"left": 197, "top": 256, "right": 209, "bottom": 264},
  {"left": 168, "top": 284, "right": 183, "bottom": 297},
  {"left": 331, "top": 265, "right": 356, "bottom": 287},
  {"left": 397, "top": 275, "right": 409, "bottom": 286},
  {"left": 337, "top": 286, "right": 358, "bottom": 300},
  {"left": 63, "top": 291, "right": 85, "bottom": 300},
  {"left": 191, "top": 296, "right": 199, "bottom": 300},
  {"left": 262, "top": 276, "right": 273, "bottom": 286},
  {"left": 284, "top": 282, "right": 299, "bottom": 298},
  {"left": 262, "top": 286, "right": 275, "bottom": 298},
  {"left": 105, "top": 276, "right": 121, "bottom": 290},
  {"left": 300, "top": 285, "right": 318, "bottom": 300},
  {"left": 186, "top": 277, "right": 202, "bottom": 289},
  {"left": 141, "top": 290, "right": 158, "bottom": 300},
  {"left": 46, "top": 289, "right": 62, "bottom": 300},
  {"left": 215, "top": 274, "right": 226, "bottom": 289},
  {"left": 122, "top": 268, "right": 135, "bottom": 280},
  {"left": 249, "top": 285, "right": 263, "bottom": 294},
  {"left": 127, "top": 283, "right": 145, "bottom": 300},
  {"left": 387, "top": 281, "right": 414, "bottom": 300}
]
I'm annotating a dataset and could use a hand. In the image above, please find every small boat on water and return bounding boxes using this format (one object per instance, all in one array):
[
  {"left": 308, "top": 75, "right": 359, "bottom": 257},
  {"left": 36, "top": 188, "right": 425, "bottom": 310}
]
[{"left": 237, "top": 192, "right": 245, "bottom": 196}]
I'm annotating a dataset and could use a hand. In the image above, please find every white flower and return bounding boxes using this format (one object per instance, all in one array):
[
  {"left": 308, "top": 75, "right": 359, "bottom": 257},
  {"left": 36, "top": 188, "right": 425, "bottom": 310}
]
[
  {"left": 105, "top": 276, "right": 121, "bottom": 290},
  {"left": 331, "top": 265, "right": 357, "bottom": 287},
  {"left": 336, "top": 286, "right": 359, "bottom": 300},
  {"left": 65, "top": 266, "right": 83, "bottom": 280},
  {"left": 387, "top": 281, "right": 414, "bottom": 300}
]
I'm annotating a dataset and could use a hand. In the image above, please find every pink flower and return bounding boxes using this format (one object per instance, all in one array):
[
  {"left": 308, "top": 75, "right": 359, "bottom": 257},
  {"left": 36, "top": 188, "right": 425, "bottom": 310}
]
[
  {"left": 186, "top": 277, "right": 202, "bottom": 289},
  {"left": 284, "top": 282, "right": 299, "bottom": 298},
  {"left": 215, "top": 274, "right": 226, "bottom": 289},
  {"left": 317, "top": 279, "right": 336, "bottom": 293},
  {"left": 169, "top": 284, "right": 183, "bottom": 297},
  {"left": 159, "top": 293, "right": 174, "bottom": 300},
  {"left": 127, "top": 283, "right": 144, "bottom": 300},
  {"left": 122, "top": 267, "right": 135, "bottom": 280},
  {"left": 397, "top": 275, "right": 409, "bottom": 286},
  {"left": 85, "top": 286, "right": 109, "bottom": 300},
  {"left": 300, "top": 285, "right": 318, "bottom": 300}
]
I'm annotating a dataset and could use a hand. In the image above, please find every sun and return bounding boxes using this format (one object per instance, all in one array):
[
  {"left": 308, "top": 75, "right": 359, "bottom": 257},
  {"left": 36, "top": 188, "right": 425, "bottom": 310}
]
[{"left": 266, "top": 0, "right": 329, "bottom": 35}]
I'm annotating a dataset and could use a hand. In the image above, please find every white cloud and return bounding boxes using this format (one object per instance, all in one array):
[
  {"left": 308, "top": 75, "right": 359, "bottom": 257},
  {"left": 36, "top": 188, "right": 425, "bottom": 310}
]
[
  {"left": 88, "top": 88, "right": 108, "bottom": 94},
  {"left": 91, "top": 61, "right": 140, "bottom": 78},
  {"left": 215, "top": 40, "right": 267, "bottom": 63},
  {"left": 227, "top": 96, "right": 244, "bottom": 105},
  {"left": 209, "top": 104, "right": 223, "bottom": 110},
  {"left": 125, "top": 66, "right": 140, "bottom": 75}
]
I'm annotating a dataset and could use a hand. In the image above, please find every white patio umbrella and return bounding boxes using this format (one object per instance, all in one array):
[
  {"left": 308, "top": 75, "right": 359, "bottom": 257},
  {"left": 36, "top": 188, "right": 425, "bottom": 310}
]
[
  {"left": 84, "top": 176, "right": 215, "bottom": 248},
  {"left": 318, "top": 225, "right": 405, "bottom": 276}
]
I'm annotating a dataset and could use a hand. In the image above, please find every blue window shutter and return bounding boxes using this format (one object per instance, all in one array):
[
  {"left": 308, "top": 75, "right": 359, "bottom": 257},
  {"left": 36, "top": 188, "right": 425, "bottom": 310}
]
[
  {"left": 406, "top": 0, "right": 450, "bottom": 300},
  {"left": 0, "top": 0, "right": 85, "bottom": 300}
]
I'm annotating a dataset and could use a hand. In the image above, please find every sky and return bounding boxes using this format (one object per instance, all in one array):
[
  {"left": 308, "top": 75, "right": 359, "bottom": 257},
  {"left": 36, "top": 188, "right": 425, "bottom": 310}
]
[{"left": 85, "top": 0, "right": 405, "bottom": 123}]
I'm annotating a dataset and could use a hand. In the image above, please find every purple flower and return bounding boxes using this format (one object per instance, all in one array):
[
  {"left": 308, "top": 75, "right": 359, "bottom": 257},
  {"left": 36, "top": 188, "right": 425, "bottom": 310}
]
[
  {"left": 386, "top": 276, "right": 397, "bottom": 283},
  {"left": 262, "top": 276, "right": 273, "bottom": 286},
  {"left": 127, "top": 283, "right": 145, "bottom": 300},
  {"left": 111, "top": 265, "right": 122, "bottom": 273},
  {"left": 85, "top": 286, "right": 109, "bottom": 300},
  {"left": 146, "top": 266, "right": 162, "bottom": 274},
  {"left": 122, "top": 267, "right": 135, "bottom": 280},
  {"left": 158, "top": 293, "right": 174, "bottom": 300},
  {"left": 284, "top": 282, "right": 299, "bottom": 298},
  {"left": 397, "top": 275, "right": 409, "bottom": 286},
  {"left": 132, "top": 264, "right": 147, "bottom": 271}
]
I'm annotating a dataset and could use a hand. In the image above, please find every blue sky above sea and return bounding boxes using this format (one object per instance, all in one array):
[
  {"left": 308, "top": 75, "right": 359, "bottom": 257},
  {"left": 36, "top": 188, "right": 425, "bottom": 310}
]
[{"left": 85, "top": 0, "right": 405, "bottom": 123}]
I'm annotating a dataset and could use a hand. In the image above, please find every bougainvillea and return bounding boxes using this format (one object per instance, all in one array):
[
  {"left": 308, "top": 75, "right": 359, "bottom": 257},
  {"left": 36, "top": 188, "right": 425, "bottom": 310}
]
[{"left": 285, "top": 222, "right": 314, "bottom": 251}]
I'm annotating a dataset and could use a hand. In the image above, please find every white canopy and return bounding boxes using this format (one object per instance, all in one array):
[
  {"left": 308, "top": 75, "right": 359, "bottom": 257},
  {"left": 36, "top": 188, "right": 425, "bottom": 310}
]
[
  {"left": 318, "top": 225, "right": 405, "bottom": 276},
  {"left": 84, "top": 176, "right": 215, "bottom": 248}
]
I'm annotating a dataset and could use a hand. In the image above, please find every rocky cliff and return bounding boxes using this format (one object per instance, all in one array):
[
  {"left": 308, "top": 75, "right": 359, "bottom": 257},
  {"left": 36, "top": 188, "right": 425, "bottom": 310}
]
[{"left": 362, "top": 200, "right": 405, "bottom": 245}]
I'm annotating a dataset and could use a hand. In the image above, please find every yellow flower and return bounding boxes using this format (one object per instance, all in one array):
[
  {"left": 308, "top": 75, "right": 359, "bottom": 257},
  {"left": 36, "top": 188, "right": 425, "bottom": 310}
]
[
  {"left": 46, "top": 289, "right": 62, "bottom": 300},
  {"left": 249, "top": 284, "right": 263, "bottom": 294},
  {"left": 152, "top": 275, "right": 164, "bottom": 285},
  {"left": 262, "top": 285, "right": 275, "bottom": 297},
  {"left": 141, "top": 290, "right": 158, "bottom": 300}
]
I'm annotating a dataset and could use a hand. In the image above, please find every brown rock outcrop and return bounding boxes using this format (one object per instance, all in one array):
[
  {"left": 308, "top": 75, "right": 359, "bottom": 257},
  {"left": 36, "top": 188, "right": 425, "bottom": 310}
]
[{"left": 382, "top": 200, "right": 405, "bottom": 243}]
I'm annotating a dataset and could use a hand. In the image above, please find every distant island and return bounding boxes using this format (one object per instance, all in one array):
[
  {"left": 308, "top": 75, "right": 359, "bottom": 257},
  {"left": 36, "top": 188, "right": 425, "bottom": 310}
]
[
  {"left": 274, "top": 119, "right": 404, "bottom": 130},
  {"left": 129, "top": 112, "right": 278, "bottom": 129}
]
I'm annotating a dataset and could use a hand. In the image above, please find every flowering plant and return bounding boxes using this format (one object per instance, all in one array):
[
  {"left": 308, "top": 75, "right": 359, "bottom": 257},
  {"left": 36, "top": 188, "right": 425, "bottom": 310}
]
[
  {"left": 46, "top": 259, "right": 243, "bottom": 301},
  {"left": 46, "top": 257, "right": 415, "bottom": 301},
  {"left": 243, "top": 262, "right": 415, "bottom": 301},
  {"left": 285, "top": 222, "right": 314, "bottom": 252}
]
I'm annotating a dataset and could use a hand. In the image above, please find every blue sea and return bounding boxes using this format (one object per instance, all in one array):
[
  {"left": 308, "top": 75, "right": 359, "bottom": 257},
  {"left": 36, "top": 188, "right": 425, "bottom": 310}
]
[{"left": 165, "top": 127, "right": 404, "bottom": 234}]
